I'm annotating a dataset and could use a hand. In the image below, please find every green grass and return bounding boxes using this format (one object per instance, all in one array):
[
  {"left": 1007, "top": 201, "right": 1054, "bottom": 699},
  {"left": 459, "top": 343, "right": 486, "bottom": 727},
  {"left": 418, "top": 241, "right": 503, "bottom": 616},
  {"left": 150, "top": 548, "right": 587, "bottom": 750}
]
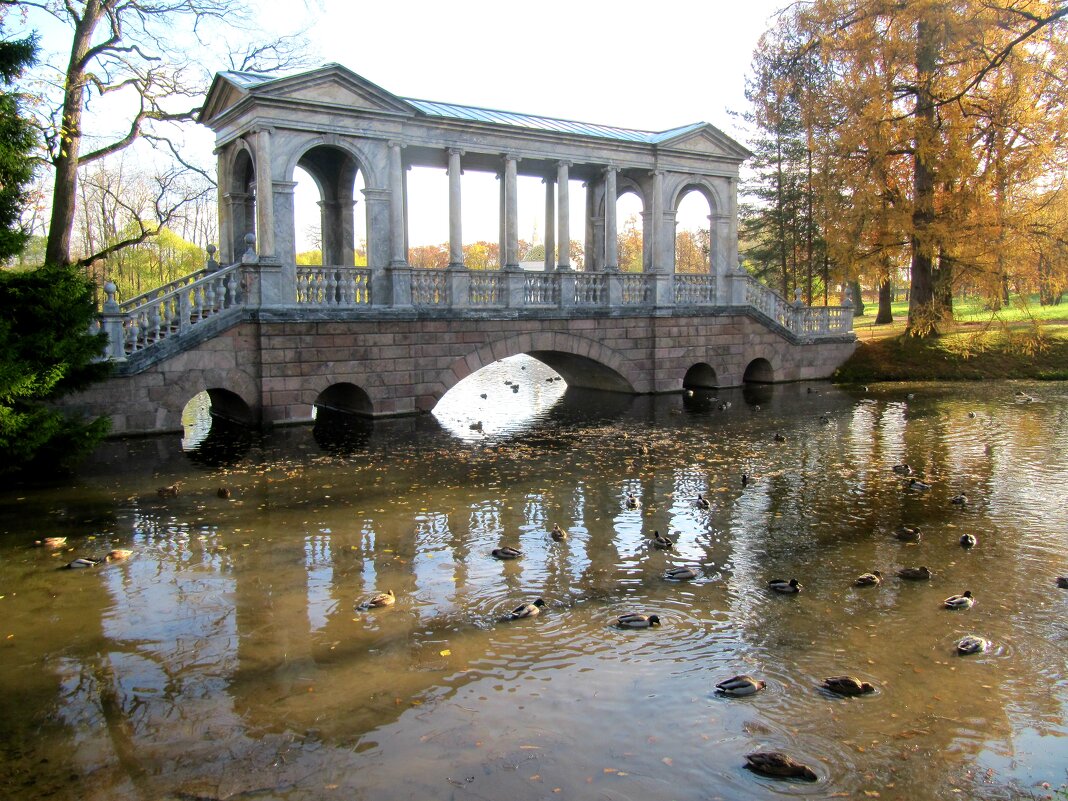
[{"left": 852, "top": 293, "right": 1068, "bottom": 330}]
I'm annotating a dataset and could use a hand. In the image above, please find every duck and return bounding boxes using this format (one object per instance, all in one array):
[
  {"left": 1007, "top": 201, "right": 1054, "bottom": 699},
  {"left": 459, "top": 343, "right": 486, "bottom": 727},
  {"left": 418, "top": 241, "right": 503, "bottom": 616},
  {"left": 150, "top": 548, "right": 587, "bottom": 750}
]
[
  {"left": 650, "top": 530, "right": 674, "bottom": 550},
  {"left": 821, "top": 675, "right": 876, "bottom": 696},
  {"left": 741, "top": 472, "right": 750, "bottom": 488},
  {"left": 715, "top": 674, "right": 766, "bottom": 696},
  {"left": 818, "top": 414, "right": 830, "bottom": 425},
  {"left": 105, "top": 549, "right": 133, "bottom": 561},
  {"left": 744, "top": 752, "right": 818, "bottom": 781},
  {"left": 664, "top": 566, "right": 698, "bottom": 581},
  {"left": 960, "top": 533, "right": 977, "bottom": 548},
  {"left": 550, "top": 523, "right": 568, "bottom": 541},
  {"left": 695, "top": 494, "right": 711, "bottom": 511},
  {"left": 614, "top": 613, "right": 661, "bottom": 629},
  {"left": 504, "top": 598, "right": 545, "bottom": 620},
  {"left": 216, "top": 487, "right": 232, "bottom": 499},
  {"left": 773, "top": 432, "right": 787, "bottom": 443},
  {"left": 944, "top": 590, "right": 974, "bottom": 609},
  {"left": 35, "top": 536, "right": 67, "bottom": 548},
  {"left": 1057, "top": 577, "right": 1068, "bottom": 589},
  {"left": 64, "top": 557, "right": 101, "bottom": 569},
  {"left": 491, "top": 546, "right": 523, "bottom": 560},
  {"left": 156, "top": 484, "right": 180, "bottom": 498},
  {"left": 625, "top": 493, "right": 640, "bottom": 510},
  {"left": 768, "top": 578, "right": 802, "bottom": 594},
  {"left": 897, "top": 565, "right": 932, "bottom": 580},
  {"left": 853, "top": 570, "right": 883, "bottom": 587},
  {"left": 891, "top": 463, "right": 914, "bottom": 476},
  {"left": 896, "top": 525, "right": 922, "bottom": 542},
  {"left": 906, "top": 477, "right": 931, "bottom": 491},
  {"left": 951, "top": 493, "right": 968, "bottom": 506},
  {"left": 957, "top": 635, "right": 989, "bottom": 655},
  {"left": 356, "top": 589, "right": 395, "bottom": 609}
]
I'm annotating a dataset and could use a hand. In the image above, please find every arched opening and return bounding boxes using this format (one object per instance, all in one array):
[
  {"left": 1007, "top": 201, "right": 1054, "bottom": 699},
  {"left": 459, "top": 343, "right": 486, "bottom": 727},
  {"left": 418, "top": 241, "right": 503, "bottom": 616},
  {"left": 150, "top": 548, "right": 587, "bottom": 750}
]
[
  {"left": 683, "top": 363, "right": 718, "bottom": 389},
  {"left": 314, "top": 383, "right": 373, "bottom": 417},
  {"left": 229, "top": 148, "right": 256, "bottom": 261},
  {"left": 743, "top": 358, "right": 775, "bottom": 384},
  {"left": 293, "top": 145, "right": 366, "bottom": 267},
  {"left": 616, "top": 191, "right": 644, "bottom": 272},
  {"left": 406, "top": 164, "right": 450, "bottom": 267},
  {"left": 181, "top": 389, "right": 256, "bottom": 460},
  {"left": 674, "top": 189, "right": 712, "bottom": 273}
]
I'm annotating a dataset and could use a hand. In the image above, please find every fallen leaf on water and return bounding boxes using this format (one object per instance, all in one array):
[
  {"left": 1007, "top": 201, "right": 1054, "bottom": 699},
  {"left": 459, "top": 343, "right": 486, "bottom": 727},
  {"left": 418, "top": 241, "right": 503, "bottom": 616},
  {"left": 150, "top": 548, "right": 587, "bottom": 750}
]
[
  {"left": 520, "top": 745, "right": 541, "bottom": 750},
  {"left": 662, "top": 757, "right": 674, "bottom": 767},
  {"left": 529, "top": 774, "right": 541, "bottom": 782},
  {"left": 439, "top": 649, "right": 451, "bottom": 657},
  {"left": 603, "top": 768, "right": 617, "bottom": 774}
]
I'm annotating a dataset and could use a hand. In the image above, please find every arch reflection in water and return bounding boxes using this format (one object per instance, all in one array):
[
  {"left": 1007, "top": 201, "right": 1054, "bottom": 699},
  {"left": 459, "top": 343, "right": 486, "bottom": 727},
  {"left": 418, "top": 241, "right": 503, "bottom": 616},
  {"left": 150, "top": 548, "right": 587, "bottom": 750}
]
[
  {"left": 181, "top": 390, "right": 255, "bottom": 467},
  {"left": 313, "top": 408, "right": 374, "bottom": 455},
  {"left": 432, "top": 354, "right": 567, "bottom": 440}
]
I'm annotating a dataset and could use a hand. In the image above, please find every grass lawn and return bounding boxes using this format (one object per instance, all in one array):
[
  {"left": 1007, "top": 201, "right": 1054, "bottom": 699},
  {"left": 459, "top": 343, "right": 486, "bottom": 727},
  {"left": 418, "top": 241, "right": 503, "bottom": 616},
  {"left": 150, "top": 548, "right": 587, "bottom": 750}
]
[{"left": 837, "top": 293, "right": 1068, "bottom": 383}]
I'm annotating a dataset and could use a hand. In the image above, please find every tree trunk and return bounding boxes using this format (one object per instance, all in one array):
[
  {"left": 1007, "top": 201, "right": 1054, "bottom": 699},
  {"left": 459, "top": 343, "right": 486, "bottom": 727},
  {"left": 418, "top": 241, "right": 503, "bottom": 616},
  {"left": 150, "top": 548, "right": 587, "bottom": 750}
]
[
  {"left": 44, "top": 0, "right": 106, "bottom": 267},
  {"left": 935, "top": 250, "right": 954, "bottom": 315},
  {"left": 906, "top": 15, "right": 939, "bottom": 337},
  {"left": 875, "top": 278, "right": 894, "bottom": 324},
  {"left": 850, "top": 280, "right": 865, "bottom": 316}
]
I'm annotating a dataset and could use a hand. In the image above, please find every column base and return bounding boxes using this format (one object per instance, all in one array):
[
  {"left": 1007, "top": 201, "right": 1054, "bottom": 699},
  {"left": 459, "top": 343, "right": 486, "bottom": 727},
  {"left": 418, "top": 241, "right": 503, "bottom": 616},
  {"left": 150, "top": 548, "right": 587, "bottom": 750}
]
[
  {"left": 555, "top": 264, "right": 573, "bottom": 272},
  {"left": 448, "top": 262, "right": 467, "bottom": 271}
]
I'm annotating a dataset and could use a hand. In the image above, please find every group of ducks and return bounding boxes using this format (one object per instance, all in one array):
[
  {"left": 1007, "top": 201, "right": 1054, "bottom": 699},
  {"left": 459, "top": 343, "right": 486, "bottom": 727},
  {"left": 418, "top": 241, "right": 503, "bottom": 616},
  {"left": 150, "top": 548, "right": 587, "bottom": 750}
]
[{"left": 35, "top": 536, "right": 134, "bottom": 568}]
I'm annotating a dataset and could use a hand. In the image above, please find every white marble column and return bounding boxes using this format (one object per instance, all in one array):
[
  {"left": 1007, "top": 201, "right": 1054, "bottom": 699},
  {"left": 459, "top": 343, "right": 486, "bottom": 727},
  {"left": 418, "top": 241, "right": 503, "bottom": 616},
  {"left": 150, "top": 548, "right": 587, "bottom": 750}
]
[
  {"left": 504, "top": 154, "right": 519, "bottom": 269},
  {"left": 543, "top": 176, "right": 555, "bottom": 271},
  {"left": 388, "top": 141, "right": 407, "bottom": 266},
  {"left": 254, "top": 128, "right": 275, "bottom": 258},
  {"left": 650, "top": 170, "right": 664, "bottom": 273},
  {"left": 604, "top": 166, "right": 618, "bottom": 271},
  {"left": 448, "top": 148, "right": 464, "bottom": 269},
  {"left": 556, "top": 160, "right": 571, "bottom": 271},
  {"left": 216, "top": 149, "right": 231, "bottom": 264}
]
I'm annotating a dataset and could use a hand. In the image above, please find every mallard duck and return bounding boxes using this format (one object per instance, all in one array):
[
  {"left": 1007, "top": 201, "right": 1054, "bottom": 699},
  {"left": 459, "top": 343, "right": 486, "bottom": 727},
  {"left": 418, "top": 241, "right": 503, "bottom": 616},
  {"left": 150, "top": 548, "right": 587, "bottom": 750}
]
[
  {"left": 550, "top": 523, "right": 568, "bottom": 541},
  {"left": 650, "top": 530, "right": 673, "bottom": 550},
  {"left": 906, "top": 477, "right": 931, "bottom": 491},
  {"left": 744, "top": 752, "right": 818, "bottom": 781},
  {"left": 768, "top": 578, "right": 802, "bottom": 594},
  {"left": 741, "top": 472, "right": 750, "bottom": 488},
  {"left": 944, "top": 590, "right": 974, "bottom": 609},
  {"left": 664, "top": 566, "right": 698, "bottom": 581},
  {"left": 695, "top": 494, "right": 711, "bottom": 510},
  {"left": 853, "top": 570, "right": 882, "bottom": 587},
  {"left": 960, "top": 533, "right": 977, "bottom": 548},
  {"left": 504, "top": 598, "right": 545, "bottom": 620},
  {"left": 64, "top": 557, "right": 101, "bottom": 569},
  {"left": 35, "top": 536, "right": 67, "bottom": 548},
  {"left": 773, "top": 432, "right": 787, "bottom": 443},
  {"left": 891, "top": 463, "right": 914, "bottom": 476},
  {"left": 957, "top": 635, "right": 989, "bottom": 655},
  {"left": 819, "top": 414, "right": 830, "bottom": 425},
  {"left": 157, "top": 484, "right": 180, "bottom": 498},
  {"left": 492, "top": 546, "right": 523, "bottom": 560},
  {"left": 357, "top": 589, "right": 395, "bottom": 609},
  {"left": 105, "top": 549, "right": 133, "bottom": 561},
  {"left": 217, "top": 487, "right": 232, "bottom": 498},
  {"left": 897, "top": 565, "right": 932, "bottom": 580},
  {"left": 821, "top": 675, "right": 876, "bottom": 696},
  {"left": 715, "top": 674, "right": 766, "bottom": 696},
  {"left": 951, "top": 494, "right": 968, "bottom": 505},
  {"left": 896, "top": 525, "right": 922, "bottom": 542},
  {"left": 614, "top": 613, "right": 661, "bottom": 629},
  {"left": 1057, "top": 577, "right": 1068, "bottom": 589}
]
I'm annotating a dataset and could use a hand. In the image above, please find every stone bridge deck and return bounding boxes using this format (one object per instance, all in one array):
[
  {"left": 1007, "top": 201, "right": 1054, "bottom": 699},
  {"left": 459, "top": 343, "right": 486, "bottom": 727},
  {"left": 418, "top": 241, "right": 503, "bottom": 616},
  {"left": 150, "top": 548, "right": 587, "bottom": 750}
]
[{"left": 68, "top": 261, "right": 856, "bottom": 436}]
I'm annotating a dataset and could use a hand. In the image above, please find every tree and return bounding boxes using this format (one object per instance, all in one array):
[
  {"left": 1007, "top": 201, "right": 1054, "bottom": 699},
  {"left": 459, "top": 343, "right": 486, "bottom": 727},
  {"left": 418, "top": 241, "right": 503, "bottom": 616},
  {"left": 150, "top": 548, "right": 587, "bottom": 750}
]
[
  {"left": 8, "top": 0, "right": 310, "bottom": 268},
  {"left": 0, "top": 25, "right": 36, "bottom": 259}
]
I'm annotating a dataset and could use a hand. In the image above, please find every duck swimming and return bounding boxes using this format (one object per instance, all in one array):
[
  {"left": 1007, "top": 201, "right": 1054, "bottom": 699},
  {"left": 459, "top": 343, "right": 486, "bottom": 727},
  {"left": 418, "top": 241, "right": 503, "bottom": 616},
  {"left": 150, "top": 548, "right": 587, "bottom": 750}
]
[
  {"left": 695, "top": 494, "right": 711, "bottom": 510},
  {"left": 550, "top": 523, "right": 568, "bottom": 541},
  {"left": 1057, "top": 577, "right": 1068, "bottom": 589},
  {"left": 891, "top": 463, "right": 914, "bottom": 476},
  {"left": 715, "top": 675, "right": 766, "bottom": 696},
  {"left": 897, "top": 566, "right": 933, "bottom": 580},
  {"left": 821, "top": 675, "right": 876, "bottom": 696},
  {"left": 744, "top": 752, "right": 818, "bottom": 781},
  {"left": 960, "top": 533, "right": 977, "bottom": 548},
  {"left": 853, "top": 570, "right": 882, "bottom": 587},
  {"left": 944, "top": 590, "right": 974, "bottom": 609},
  {"left": 650, "top": 531, "right": 674, "bottom": 550},
  {"left": 957, "top": 635, "right": 989, "bottom": 654},
  {"left": 768, "top": 578, "right": 802, "bottom": 594},
  {"left": 951, "top": 494, "right": 968, "bottom": 505},
  {"left": 614, "top": 613, "right": 661, "bottom": 629},
  {"left": 625, "top": 493, "right": 640, "bottom": 509},
  {"left": 35, "top": 537, "right": 67, "bottom": 548},
  {"left": 504, "top": 598, "right": 545, "bottom": 620},
  {"left": 896, "top": 525, "right": 922, "bottom": 542},
  {"left": 906, "top": 478, "right": 931, "bottom": 491},
  {"left": 64, "top": 557, "right": 101, "bottom": 569},
  {"left": 105, "top": 549, "right": 133, "bottom": 561},
  {"left": 664, "top": 566, "right": 698, "bottom": 581},
  {"left": 356, "top": 589, "right": 395, "bottom": 609},
  {"left": 492, "top": 546, "right": 523, "bottom": 560}
]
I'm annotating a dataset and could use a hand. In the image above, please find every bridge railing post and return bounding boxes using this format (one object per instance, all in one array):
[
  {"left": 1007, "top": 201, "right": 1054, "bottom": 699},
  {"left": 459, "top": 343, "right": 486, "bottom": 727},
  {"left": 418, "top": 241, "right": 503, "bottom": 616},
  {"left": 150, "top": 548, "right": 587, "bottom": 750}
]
[
  {"left": 100, "top": 281, "right": 126, "bottom": 361},
  {"left": 506, "top": 267, "right": 526, "bottom": 308},
  {"left": 653, "top": 273, "right": 674, "bottom": 307},
  {"left": 449, "top": 268, "right": 471, "bottom": 309},
  {"left": 389, "top": 266, "right": 412, "bottom": 307},
  {"left": 558, "top": 271, "right": 576, "bottom": 309},
  {"left": 607, "top": 271, "right": 623, "bottom": 307}
]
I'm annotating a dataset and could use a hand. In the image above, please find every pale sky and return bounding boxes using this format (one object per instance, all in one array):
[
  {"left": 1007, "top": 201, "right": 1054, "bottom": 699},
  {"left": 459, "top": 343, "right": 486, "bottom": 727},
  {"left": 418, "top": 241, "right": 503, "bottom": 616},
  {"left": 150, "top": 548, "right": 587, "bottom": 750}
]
[{"left": 259, "top": 0, "right": 788, "bottom": 251}]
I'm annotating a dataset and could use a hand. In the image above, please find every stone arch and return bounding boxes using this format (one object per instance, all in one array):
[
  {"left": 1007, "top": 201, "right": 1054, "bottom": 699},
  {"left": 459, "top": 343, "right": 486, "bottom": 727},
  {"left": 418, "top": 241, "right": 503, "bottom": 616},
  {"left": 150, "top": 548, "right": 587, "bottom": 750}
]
[
  {"left": 606, "top": 178, "right": 645, "bottom": 273},
  {"left": 742, "top": 356, "right": 777, "bottom": 384},
  {"left": 283, "top": 134, "right": 383, "bottom": 188},
  {"left": 683, "top": 362, "right": 719, "bottom": 389},
  {"left": 314, "top": 382, "right": 374, "bottom": 416},
  {"left": 292, "top": 366, "right": 395, "bottom": 419},
  {"left": 670, "top": 178, "right": 723, "bottom": 276},
  {"left": 160, "top": 364, "right": 260, "bottom": 432},
  {"left": 228, "top": 141, "right": 257, "bottom": 260},
  {"left": 426, "top": 331, "right": 641, "bottom": 411}
]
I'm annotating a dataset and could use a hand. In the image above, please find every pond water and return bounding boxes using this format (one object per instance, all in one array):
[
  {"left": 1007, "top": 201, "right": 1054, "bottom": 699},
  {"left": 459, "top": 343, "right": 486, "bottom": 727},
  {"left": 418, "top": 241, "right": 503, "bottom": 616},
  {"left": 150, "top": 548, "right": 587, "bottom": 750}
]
[{"left": 1, "top": 358, "right": 1066, "bottom": 801}]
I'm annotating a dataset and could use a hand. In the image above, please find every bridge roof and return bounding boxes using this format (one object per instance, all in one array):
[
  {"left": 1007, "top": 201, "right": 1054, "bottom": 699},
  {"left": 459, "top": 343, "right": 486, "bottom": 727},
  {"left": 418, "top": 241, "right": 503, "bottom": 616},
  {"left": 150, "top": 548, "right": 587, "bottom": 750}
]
[{"left": 207, "top": 66, "right": 729, "bottom": 150}]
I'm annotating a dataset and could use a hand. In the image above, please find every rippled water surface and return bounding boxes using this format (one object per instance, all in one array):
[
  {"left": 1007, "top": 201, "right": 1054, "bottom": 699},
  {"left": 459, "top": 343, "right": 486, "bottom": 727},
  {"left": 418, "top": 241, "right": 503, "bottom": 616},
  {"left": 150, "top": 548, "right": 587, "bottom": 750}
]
[{"left": 2, "top": 360, "right": 1067, "bottom": 800}]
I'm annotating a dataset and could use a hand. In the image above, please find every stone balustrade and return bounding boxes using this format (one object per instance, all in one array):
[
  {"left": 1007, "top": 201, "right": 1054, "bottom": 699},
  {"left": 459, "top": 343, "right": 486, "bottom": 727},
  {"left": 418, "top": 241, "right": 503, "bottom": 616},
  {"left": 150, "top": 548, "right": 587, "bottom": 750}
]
[{"left": 98, "top": 254, "right": 853, "bottom": 364}]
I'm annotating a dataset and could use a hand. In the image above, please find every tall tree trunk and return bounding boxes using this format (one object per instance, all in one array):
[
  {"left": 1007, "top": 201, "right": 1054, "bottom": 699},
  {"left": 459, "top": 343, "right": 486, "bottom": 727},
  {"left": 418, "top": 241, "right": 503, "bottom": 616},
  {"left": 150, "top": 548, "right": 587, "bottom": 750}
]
[
  {"left": 44, "top": 1, "right": 106, "bottom": 267},
  {"left": 805, "top": 146, "right": 813, "bottom": 305},
  {"left": 875, "top": 278, "right": 894, "bottom": 324},
  {"left": 777, "top": 134, "right": 788, "bottom": 297},
  {"left": 906, "top": 14, "right": 939, "bottom": 337},
  {"left": 935, "top": 249, "right": 954, "bottom": 315}
]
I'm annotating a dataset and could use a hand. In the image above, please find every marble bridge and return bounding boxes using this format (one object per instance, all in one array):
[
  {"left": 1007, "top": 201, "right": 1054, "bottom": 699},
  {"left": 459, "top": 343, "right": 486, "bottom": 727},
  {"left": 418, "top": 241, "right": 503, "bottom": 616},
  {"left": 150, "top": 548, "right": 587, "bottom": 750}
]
[{"left": 65, "top": 65, "right": 855, "bottom": 436}]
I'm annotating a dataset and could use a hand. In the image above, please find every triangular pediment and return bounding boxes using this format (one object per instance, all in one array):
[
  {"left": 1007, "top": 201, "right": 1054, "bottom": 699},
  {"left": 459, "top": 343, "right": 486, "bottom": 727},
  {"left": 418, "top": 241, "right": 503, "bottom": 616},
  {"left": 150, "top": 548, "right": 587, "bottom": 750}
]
[{"left": 656, "top": 124, "right": 752, "bottom": 160}]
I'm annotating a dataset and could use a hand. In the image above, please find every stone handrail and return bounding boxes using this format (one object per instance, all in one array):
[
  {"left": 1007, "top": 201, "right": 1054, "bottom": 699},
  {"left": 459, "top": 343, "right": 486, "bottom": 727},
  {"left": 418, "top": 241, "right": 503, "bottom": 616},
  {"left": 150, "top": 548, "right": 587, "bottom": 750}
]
[
  {"left": 118, "top": 268, "right": 209, "bottom": 312},
  {"left": 296, "top": 265, "right": 371, "bottom": 306}
]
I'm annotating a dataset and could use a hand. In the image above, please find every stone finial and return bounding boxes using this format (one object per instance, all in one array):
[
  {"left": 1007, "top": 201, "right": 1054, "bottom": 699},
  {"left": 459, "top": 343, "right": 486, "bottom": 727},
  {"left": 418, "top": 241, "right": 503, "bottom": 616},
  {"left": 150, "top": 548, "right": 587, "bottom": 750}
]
[
  {"left": 794, "top": 287, "right": 804, "bottom": 307},
  {"left": 103, "top": 280, "right": 119, "bottom": 312},
  {"left": 241, "top": 232, "right": 257, "bottom": 264},
  {"left": 206, "top": 243, "right": 221, "bottom": 273}
]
